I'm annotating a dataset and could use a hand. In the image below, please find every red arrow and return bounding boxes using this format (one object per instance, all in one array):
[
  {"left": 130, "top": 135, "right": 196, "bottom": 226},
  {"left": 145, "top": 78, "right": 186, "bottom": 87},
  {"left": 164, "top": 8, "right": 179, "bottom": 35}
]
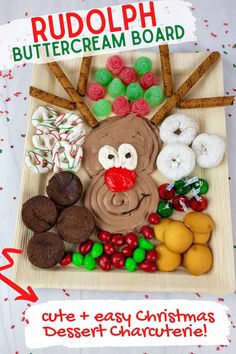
[{"left": 0, "top": 248, "right": 38, "bottom": 303}]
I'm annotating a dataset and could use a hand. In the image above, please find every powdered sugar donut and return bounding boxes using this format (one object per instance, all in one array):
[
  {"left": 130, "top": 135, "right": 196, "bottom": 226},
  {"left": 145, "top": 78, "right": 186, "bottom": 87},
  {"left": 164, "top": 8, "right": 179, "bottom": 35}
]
[
  {"left": 32, "top": 106, "right": 58, "bottom": 128},
  {"left": 52, "top": 141, "right": 83, "bottom": 173},
  {"left": 192, "top": 133, "right": 225, "bottom": 168},
  {"left": 25, "top": 150, "right": 53, "bottom": 174},
  {"left": 160, "top": 114, "right": 199, "bottom": 145},
  {"left": 156, "top": 143, "right": 196, "bottom": 180}
]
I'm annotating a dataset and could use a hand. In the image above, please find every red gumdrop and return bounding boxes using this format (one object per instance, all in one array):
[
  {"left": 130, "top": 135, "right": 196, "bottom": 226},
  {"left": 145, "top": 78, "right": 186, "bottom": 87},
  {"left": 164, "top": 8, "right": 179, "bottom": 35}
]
[
  {"left": 138, "top": 261, "right": 156, "bottom": 272},
  {"left": 141, "top": 225, "right": 154, "bottom": 240},
  {"left": 104, "top": 167, "right": 136, "bottom": 192},
  {"left": 104, "top": 243, "right": 115, "bottom": 256},
  {"left": 112, "top": 96, "right": 131, "bottom": 116},
  {"left": 97, "top": 254, "right": 111, "bottom": 271},
  {"left": 148, "top": 213, "right": 161, "bottom": 225},
  {"left": 119, "top": 67, "right": 137, "bottom": 85},
  {"left": 98, "top": 230, "right": 111, "bottom": 243},
  {"left": 111, "top": 252, "right": 125, "bottom": 269},
  {"left": 87, "top": 82, "right": 105, "bottom": 101},
  {"left": 146, "top": 249, "right": 158, "bottom": 262},
  {"left": 158, "top": 183, "right": 175, "bottom": 200},
  {"left": 125, "top": 233, "right": 138, "bottom": 249},
  {"left": 121, "top": 246, "right": 133, "bottom": 258},
  {"left": 79, "top": 239, "right": 94, "bottom": 255},
  {"left": 190, "top": 196, "right": 208, "bottom": 211},
  {"left": 106, "top": 55, "right": 125, "bottom": 75},
  {"left": 60, "top": 253, "right": 72, "bottom": 267},
  {"left": 111, "top": 233, "right": 124, "bottom": 246},
  {"left": 131, "top": 98, "right": 150, "bottom": 117},
  {"left": 172, "top": 195, "right": 190, "bottom": 212},
  {"left": 140, "top": 72, "right": 158, "bottom": 90}
]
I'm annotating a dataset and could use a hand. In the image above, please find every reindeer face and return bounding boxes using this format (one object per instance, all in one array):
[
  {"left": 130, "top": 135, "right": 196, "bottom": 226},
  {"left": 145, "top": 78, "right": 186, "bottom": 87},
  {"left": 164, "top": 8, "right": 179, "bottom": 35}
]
[{"left": 83, "top": 115, "right": 161, "bottom": 234}]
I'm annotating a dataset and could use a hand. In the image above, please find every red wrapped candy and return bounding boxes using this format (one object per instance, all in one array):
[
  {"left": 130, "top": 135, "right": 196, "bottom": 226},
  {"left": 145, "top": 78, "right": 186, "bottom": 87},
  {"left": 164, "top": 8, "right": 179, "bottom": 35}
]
[
  {"left": 111, "top": 233, "right": 124, "bottom": 246},
  {"left": 112, "top": 96, "right": 131, "bottom": 116},
  {"left": 138, "top": 261, "right": 156, "bottom": 272},
  {"left": 141, "top": 225, "right": 154, "bottom": 239},
  {"left": 131, "top": 98, "right": 150, "bottom": 117},
  {"left": 140, "top": 72, "right": 158, "bottom": 90},
  {"left": 98, "top": 230, "right": 111, "bottom": 243},
  {"left": 60, "top": 253, "right": 72, "bottom": 267},
  {"left": 148, "top": 213, "right": 161, "bottom": 225},
  {"left": 125, "top": 233, "right": 138, "bottom": 249},
  {"left": 111, "top": 252, "right": 125, "bottom": 269},
  {"left": 106, "top": 55, "right": 125, "bottom": 75},
  {"left": 104, "top": 243, "right": 115, "bottom": 256},
  {"left": 97, "top": 255, "right": 111, "bottom": 271},
  {"left": 190, "top": 196, "right": 208, "bottom": 211},
  {"left": 121, "top": 246, "right": 133, "bottom": 258},
  {"left": 119, "top": 67, "right": 137, "bottom": 85},
  {"left": 158, "top": 183, "right": 175, "bottom": 200},
  {"left": 87, "top": 82, "right": 105, "bottom": 101},
  {"left": 146, "top": 249, "right": 158, "bottom": 262},
  {"left": 172, "top": 195, "right": 189, "bottom": 212},
  {"left": 79, "top": 240, "right": 94, "bottom": 255}
]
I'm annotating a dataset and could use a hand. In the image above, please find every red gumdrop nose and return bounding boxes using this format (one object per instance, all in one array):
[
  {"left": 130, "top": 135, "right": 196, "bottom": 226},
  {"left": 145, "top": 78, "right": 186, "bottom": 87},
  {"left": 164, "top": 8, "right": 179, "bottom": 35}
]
[{"left": 104, "top": 167, "right": 137, "bottom": 192}]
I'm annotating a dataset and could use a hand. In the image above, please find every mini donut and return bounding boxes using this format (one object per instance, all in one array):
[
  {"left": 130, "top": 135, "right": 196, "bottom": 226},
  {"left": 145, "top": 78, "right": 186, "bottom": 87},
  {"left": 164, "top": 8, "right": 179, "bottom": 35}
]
[
  {"left": 156, "top": 143, "right": 196, "bottom": 180},
  {"left": 160, "top": 114, "right": 199, "bottom": 145},
  {"left": 192, "top": 133, "right": 225, "bottom": 168}
]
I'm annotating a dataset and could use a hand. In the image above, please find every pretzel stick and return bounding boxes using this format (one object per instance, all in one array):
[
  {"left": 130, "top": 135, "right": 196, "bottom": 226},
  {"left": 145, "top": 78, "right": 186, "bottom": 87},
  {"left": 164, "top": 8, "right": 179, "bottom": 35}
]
[
  {"left": 77, "top": 56, "right": 92, "bottom": 96},
  {"left": 159, "top": 44, "right": 173, "bottom": 97},
  {"left": 151, "top": 51, "right": 221, "bottom": 126},
  {"left": 30, "top": 86, "right": 75, "bottom": 110},
  {"left": 178, "top": 96, "right": 235, "bottom": 109},
  {"left": 47, "top": 62, "right": 98, "bottom": 128}
]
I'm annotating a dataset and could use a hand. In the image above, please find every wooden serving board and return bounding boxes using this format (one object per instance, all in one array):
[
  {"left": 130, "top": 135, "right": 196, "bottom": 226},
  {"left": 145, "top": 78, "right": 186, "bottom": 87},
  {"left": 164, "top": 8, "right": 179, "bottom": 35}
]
[{"left": 11, "top": 50, "right": 235, "bottom": 294}]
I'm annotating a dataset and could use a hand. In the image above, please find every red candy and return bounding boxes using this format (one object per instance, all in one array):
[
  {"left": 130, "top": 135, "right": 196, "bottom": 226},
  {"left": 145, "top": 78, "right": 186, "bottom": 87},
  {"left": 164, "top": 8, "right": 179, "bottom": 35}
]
[
  {"left": 111, "top": 252, "right": 125, "bottom": 269},
  {"left": 146, "top": 249, "right": 158, "bottom": 262},
  {"left": 112, "top": 96, "right": 131, "bottom": 116},
  {"left": 106, "top": 55, "right": 125, "bottom": 75},
  {"left": 125, "top": 233, "right": 138, "bottom": 249},
  {"left": 87, "top": 82, "right": 105, "bottom": 101},
  {"left": 98, "top": 230, "right": 111, "bottom": 243},
  {"left": 111, "top": 233, "right": 124, "bottom": 246},
  {"left": 60, "top": 253, "right": 72, "bottom": 267},
  {"left": 140, "top": 72, "right": 158, "bottom": 90},
  {"left": 131, "top": 98, "right": 150, "bottom": 117},
  {"left": 79, "top": 239, "right": 94, "bottom": 255},
  {"left": 121, "top": 246, "right": 133, "bottom": 258},
  {"left": 104, "top": 243, "right": 115, "bottom": 256},
  {"left": 158, "top": 183, "right": 175, "bottom": 200},
  {"left": 119, "top": 67, "right": 137, "bottom": 85},
  {"left": 104, "top": 167, "right": 136, "bottom": 193},
  {"left": 190, "top": 196, "right": 208, "bottom": 211},
  {"left": 138, "top": 261, "right": 156, "bottom": 272},
  {"left": 172, "top": 195, "right": 190, "bottom": 212},
  {"left": 141, "top": 225, "right": 154, "bottom": 240},
  {"left": 97, "top": 255, "right": 111, "bottom": 271},
  {"left": 148, "top": 212, "right": 160, "bottom": 225}
]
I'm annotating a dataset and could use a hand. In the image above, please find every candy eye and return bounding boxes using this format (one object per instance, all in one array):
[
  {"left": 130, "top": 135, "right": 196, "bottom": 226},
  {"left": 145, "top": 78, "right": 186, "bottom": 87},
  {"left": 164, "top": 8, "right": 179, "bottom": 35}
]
[
  {"left": 118, "top": 144, "right": 138, "bottom": 170},
  {"left": 98, "top": 145, "right": 120, "bottom": 170}
]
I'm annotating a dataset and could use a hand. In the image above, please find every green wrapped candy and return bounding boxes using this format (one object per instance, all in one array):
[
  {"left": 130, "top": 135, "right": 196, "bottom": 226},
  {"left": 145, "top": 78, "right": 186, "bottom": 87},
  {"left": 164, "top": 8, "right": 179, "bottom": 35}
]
[
  {"left": 138, "top": 237, "right": 154, "bottom": 251},
  {"left": 134, "top": 57, "right": 152, "bottom": 75},
  {"left": 84, "top": 254, "right": 96, "bottom": 270},
  {"left": 192, "top": 178, "right": 209, "bottom": 195},
  {"left": 108, "top": 78, "right": 126, "bottom": 98},
  {"left": 133, "top": 248, "right": 146, "bottom": 263},
  {"left": 174, "top": 179, "right": 191, "bottom": 195},
  {"left": 91, "top": 242, "right": 103, "bottom": 258},
  {"left": 144, "top": 86, "right": 165, "bottom": 106},
  {"left": 92, "top": 99, "right": 112, "bottom": 120},
  {"left": 95, "top": 68, "right": 113, "bottom": 87},
  {"left": 72, "top": 252, "right": 84, "bottom": 267},
  {"left": 126, "top": 83, "right": 144, "bottom": 101},
  {"left": 157, "top": 200, "right": 174, "bottom": 217},
  {"left": 125, "top": 258, "right": 137, "bottom": 272}
]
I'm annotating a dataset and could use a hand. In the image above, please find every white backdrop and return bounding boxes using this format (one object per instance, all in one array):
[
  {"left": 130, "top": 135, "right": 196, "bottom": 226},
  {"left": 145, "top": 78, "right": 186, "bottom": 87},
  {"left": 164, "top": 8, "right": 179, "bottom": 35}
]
[{"left": 0, "top": 1, "right": 236, "bottom": 353}]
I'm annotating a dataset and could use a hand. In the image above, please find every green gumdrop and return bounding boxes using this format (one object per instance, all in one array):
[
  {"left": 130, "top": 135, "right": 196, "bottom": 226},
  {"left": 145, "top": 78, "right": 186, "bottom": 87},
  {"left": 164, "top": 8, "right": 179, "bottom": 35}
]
[
  {"left": 138, "top": 237, "right": 154, "bottom": 251},
  {"left": 157, "top": 200, "right": 174, "bottom": 218},
  {"left": 108, "top": 78, "right": 126, "bottom": 98},
  {"left": 193, "top": 178, "right": 209, "bottom": 195},
  {"left": 91, "top": 242, "right": 103, "bottom": 258},
  {"left": 84, "top": 254, "right": 96, "bottom": 270},
  {"left": 95, "top": 68, "right": 113, "bottom": 87},
  {"left": 144, "top": 86, "right": 165, "bottom": 106},
  {"left": 72, "top": 252, "right": 84, "bottom": 267},
  {"left": 125, "top": 258, "right": 137, "bottom": 272},
  {"left": 134, "top": 56, "right": 152, "bottom": 75},
  {"left": 133, "top": 248, "right": 146, "bottom": 263},
  {"left": 92, "top": 99, "right": 112, "bottom": 119},
  {"left": 126, "top": 83, "right": 144, "bottom": 101},
  {"left": 174, "top": 179, "right": 191, "bottom": 195}
]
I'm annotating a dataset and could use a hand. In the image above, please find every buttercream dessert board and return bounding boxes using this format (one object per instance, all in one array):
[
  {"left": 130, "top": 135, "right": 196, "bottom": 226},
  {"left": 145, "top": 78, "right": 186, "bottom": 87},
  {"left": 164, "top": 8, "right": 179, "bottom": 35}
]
[{"left": 11, "top": 48, "right": 235, "bottom": 294}]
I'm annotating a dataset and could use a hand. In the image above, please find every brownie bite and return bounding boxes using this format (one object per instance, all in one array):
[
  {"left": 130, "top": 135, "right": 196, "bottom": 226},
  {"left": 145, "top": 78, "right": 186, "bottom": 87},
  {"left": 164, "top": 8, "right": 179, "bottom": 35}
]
[
  {"left": 46, "top": 171, "right": 83, "bottom": 207},
  {"left": 22, "top": 195, "right": 58, "bottom": 233},
  {"left": 27, "top": 232, "right": 65, "bottom": 269},
  {"left": 57, "top": 205, "right": 95, "bottom": 244}
]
